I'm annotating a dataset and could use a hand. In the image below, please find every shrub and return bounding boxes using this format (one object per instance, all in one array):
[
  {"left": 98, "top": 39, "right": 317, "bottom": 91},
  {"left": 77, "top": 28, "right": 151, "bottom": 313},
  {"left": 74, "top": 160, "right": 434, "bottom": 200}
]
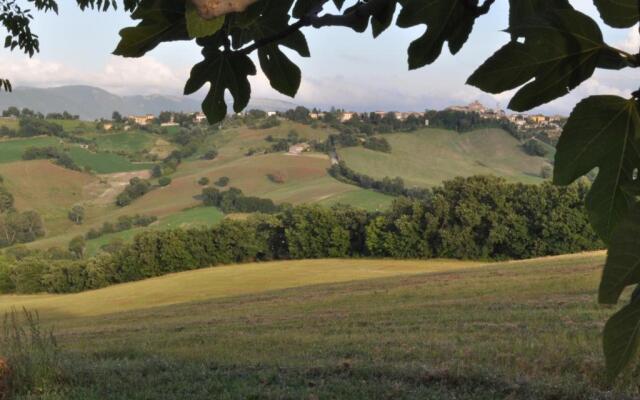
[
  {"left": 202, "top": 149, "right": 218, "bottom": 160},
  {"left": 198, "top": 177, "right": 210, "bottom": 186},
  {"left": 116, "top": 178, "right": 152, "bottom": 207},
  {"left": 267, "top": 172, "right": 286, "bottom": 184},
  {"left": 214, "top": 176, "right": 230, "bottom": 187},
  {"left": 116, "top": 192, "right": 132, "bottom": 207},
  {"left": 68, "top": 236, "right": 86, "bottom": 259},
  {"left": 151, "top": 164, "right": 163, "bottom": 178},
  {"left": 158, "top": 177, "right": 172, "bottom": 187},
  {"left": 523, "top": 138, "right": 549, "bottom": 157},
  {"left": 67, "top": 205, "right": 85, "bottom": 225},
  {"left": 0, "top": 188, "right": 14, "bottom": 214}
]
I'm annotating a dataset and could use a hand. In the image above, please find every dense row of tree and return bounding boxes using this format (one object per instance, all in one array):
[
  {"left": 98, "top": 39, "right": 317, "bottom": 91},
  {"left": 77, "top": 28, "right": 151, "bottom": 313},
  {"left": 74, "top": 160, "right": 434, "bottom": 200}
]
[
  {"left": 22, "top": 146, "right": 80, "bottom": 171},
  {"left": 201, "top": 187, "right": 281, "bottom": 214},
  {"left": 116, "top": 178, "right": 152, "bottom": 207},
  {"left": 0, "top": 176, "right": 601, "bottom": 294},
  {"left": 85, "top": 214, "right": 158, "bottom": 240},
  {"left": 329, "top": 161, "right": 430, "bottom": 199}
]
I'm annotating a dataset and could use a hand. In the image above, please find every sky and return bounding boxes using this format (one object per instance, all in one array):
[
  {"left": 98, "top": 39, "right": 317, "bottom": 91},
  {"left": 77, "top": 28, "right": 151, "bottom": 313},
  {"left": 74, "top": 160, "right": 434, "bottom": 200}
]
[{"left": 1, "top": 1, "right": 638, "bottom": 114}]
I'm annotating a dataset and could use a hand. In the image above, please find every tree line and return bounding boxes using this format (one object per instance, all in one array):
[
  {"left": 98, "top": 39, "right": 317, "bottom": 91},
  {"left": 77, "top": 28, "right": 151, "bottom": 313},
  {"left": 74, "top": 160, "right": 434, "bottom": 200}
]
[
  {"left": 0, "top": 176, "right": 601, "bottom": 294},
  {"left": 22, "top": 146, "right": 81, "bottom": 171},
  {"left": 201, "top": 187, "right": 281, "bottom": 214},
  {"left": 329, "top": 161, "right": 430, "bottom": 199}
]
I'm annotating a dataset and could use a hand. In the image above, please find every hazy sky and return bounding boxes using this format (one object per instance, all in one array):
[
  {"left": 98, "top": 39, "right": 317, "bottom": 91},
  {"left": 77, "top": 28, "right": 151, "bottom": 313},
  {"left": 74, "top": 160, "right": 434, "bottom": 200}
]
[{"left": 1, "top": 1, "right": 638, "bottom": 114}]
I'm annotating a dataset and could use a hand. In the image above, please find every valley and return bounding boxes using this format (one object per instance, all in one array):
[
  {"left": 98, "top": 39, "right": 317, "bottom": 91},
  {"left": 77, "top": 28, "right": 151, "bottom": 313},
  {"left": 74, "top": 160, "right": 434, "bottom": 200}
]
[{"left": 0, "top": 111, "right": 554, "bottom": 254}]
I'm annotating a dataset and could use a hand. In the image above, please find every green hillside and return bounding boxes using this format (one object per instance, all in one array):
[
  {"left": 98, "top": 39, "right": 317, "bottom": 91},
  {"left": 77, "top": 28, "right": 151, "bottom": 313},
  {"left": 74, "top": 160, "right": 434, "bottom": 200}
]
[
  {"left": 338, "top": 128, "right": 551, "bottom": 187},
  {"left": 0, "top": 136, "right": 61, "bottom": 163},
  {"left": 3, "top": 252, "right": 627, "bottom": 398},
  {"left": 0, "top": 121, "right": 557, "bottom": 255},
  {"left": 67, "top": 147, "right": 154, "bottom": 173}
]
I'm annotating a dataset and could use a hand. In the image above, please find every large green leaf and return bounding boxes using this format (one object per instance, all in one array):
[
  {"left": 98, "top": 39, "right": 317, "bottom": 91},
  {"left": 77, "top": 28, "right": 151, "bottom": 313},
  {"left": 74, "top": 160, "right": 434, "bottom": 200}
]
[
  {"left": 601, "top": 206, "right": 640, "bottom": 304},
  {"left": 258, "top": 45, "right": 301, "bottom": 97},
  {"left": 594, "top": 0, "right": 640, "bottom": 28},
  {"left": 508, "top": 0, "right": 572, "bottom": 29},
  {"left": 554, "top": 96, "right": 640, "bottom": 243},
  {"left": 113, "top": 0, "right": 188, "bottom": 57},
  {"left": 396, "top": 0, "right": 477, "bottom": 69},
  {"left": 468, "top": 9, "right": 606, "bottom": 111},
  {"left": 371, "top": 0, "right": 397, "bottom": 38},
  {"left": 603, "top": 298, "right": 640, "bottom": 380},
  {"left": 232, "top": 0, "right": 309, "bottom": 97},
  {"left": 184, "top": 48, "right": 256, "bottom": 123},
  {"left": 185, "top": 1, "right": 224, "bottom": 39}
]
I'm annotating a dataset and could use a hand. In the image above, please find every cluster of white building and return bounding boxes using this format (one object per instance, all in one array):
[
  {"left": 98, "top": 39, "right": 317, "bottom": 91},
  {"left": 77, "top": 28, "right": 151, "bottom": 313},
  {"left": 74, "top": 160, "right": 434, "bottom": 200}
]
[{"left": 446, "top": 100, "right": 563, "bottom": 135}]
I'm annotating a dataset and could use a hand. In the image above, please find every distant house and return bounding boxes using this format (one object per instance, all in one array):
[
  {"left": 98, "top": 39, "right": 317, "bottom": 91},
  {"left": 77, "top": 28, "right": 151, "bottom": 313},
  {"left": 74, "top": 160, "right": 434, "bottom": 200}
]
[
  {"left": 129, "top": 114, "right": 156, "bottom": 126},
  {"left": 393, "top": 111, "right": 424, "bottom": 121},
  {"left": 288, "top": 143, "right": 311, "bottom": 155},
  {"left": 193, "top": 112, "right": 207, "bottom": 124},
  {"left": 340, "top": 112, "right": 355, "bottom": 122},
  {"left": 309, "top": 112, "right": 325, "bottom": 120},
  {"left": 102, "top": 123, "right": 114, "bottom": 131},
  {"left": 266, "top": 111, "right": 277, "bottom": 117}
]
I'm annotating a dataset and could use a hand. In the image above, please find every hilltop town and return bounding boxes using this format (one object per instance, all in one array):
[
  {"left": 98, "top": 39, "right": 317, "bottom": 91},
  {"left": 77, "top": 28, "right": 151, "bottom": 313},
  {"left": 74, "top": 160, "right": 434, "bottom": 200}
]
[{"left": 116, "top": 100, "right": 564, "bottom": 141}]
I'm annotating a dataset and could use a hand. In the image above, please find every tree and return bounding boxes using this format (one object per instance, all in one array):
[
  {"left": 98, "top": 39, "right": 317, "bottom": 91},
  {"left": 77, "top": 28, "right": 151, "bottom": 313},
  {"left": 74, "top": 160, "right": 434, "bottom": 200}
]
[
  {"left": 0, "top": 187, "right": 14, "bottom": 213},
  {"left": 112, "top": 111, "right": 123, "bottom": 122},
  {"left": 68, "top": 205, "right": 85, "bottom": 225},
  {"left": 68, "top": 235, "right": 86, "bottom": 259},
  {"left": 203, "top": 149, "right": 218, "bottom": 160},
  {"left": 158, "top": 111, "right": 173, "bottom": 123},
  {"left": 198, "top": 177, "right": 210, "bottom": 186},
  {"left": 158, "top": 176, "right": 172, "bottom": 187},
  {"left": 1, "top": 0, "right": 639, "bottom": 379},
  {"left": 215, "top": 176, "right": 230, "bottom": 187}
]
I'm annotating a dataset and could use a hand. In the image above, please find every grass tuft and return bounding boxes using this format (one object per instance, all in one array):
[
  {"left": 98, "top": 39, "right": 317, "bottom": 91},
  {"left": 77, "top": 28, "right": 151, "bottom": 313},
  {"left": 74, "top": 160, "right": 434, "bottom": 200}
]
[{"left": 0, "top": 309, "right": 61, "bottom": 398}]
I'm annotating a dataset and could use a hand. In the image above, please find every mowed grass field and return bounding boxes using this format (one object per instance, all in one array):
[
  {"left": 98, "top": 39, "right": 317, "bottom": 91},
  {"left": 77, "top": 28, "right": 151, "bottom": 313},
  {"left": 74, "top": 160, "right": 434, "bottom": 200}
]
[
  {"left": 67, "top": 147, "right": 155, "bottom": 173},
  {"left": 339, "top": 128, "right": 550, "bottom": 187},
  {"left": 91, "top": 132, "right": 155, "bottom": 153},
  {"left": 3, "top": 251, "right": 635, "bottom": 399},
  {"left": 0, "top": 136, "right": 60, "bottom": 163},
  {"left": 0, "top": 160, "right": 98, "bottom": 234}
]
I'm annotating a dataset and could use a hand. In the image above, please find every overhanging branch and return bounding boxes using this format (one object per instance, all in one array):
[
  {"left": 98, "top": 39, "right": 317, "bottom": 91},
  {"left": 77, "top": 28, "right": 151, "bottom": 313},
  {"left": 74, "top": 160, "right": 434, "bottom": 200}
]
[{"left": 238, "top": 0, "right": 496, "bottom": 56}]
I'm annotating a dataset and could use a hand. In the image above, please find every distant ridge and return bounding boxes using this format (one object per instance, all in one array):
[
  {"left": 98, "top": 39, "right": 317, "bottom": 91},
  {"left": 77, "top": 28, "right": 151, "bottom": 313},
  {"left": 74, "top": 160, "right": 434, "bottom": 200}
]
[{"left": 0, "top": 85, "right": 298, "bottom": 120}]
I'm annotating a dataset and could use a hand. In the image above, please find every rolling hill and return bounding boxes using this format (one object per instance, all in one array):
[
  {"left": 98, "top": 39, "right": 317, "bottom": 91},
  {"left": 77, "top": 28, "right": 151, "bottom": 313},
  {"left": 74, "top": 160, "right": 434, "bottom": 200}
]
[
  {"left": 0, "top": 115, "right": 554, "bottom": 255},
  {"left": 2, "top": 252, "right": 624, "bottom": 398},
  {"left": 338, "top": 128, "right": 552, "bottom": 187}
]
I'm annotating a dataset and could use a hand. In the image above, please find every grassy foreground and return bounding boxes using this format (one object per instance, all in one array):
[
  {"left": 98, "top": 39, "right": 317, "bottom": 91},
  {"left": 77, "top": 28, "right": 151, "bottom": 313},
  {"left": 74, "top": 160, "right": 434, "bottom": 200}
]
[{"left": 4, "top": 251, "right": 636, "bottom": 399}]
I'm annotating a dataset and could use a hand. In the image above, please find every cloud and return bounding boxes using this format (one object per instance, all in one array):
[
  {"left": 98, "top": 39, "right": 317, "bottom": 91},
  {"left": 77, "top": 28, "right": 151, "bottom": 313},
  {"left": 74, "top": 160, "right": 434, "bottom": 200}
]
[
  {"left": 617, "top": 25, "right": 640, "bottom": 53},
  {"left": 0, "top": 54, "right": 190, "bottom": 95}
]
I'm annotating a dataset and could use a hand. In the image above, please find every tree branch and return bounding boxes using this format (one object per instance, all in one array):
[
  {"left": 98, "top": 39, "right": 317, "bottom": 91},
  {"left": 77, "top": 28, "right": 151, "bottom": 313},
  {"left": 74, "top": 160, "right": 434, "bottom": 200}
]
[
  {"left": 239, "top": 0, "right": 391, "bottom": 55},
  {"left": 238, "top": 0, "right": 496, "bottom": 55}
]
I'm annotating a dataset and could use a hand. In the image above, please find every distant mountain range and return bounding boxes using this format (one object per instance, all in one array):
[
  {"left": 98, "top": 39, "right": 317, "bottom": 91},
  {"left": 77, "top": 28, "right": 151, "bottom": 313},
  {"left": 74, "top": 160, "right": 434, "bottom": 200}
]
[{"left": 0, "top": 85, "right": 298, "bottom": 120}]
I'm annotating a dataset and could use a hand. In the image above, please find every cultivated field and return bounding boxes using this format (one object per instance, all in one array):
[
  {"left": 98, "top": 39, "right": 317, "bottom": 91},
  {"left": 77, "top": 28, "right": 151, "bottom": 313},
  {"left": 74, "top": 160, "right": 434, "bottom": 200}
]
[
  {"left": 339, "top": 128, "right": 550, "bottom": 187},
  {"left": 3, "top": 251, "right": 634, "bottom": 399},
  {"left": 67, "top": 147, "right": 154, "bottom": 173},
  {"left": 0, "top": 136, "right": 60, "bottom": 163},
  {"left": 0, "top": 122, "right": 552, "bottom": 260}
]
